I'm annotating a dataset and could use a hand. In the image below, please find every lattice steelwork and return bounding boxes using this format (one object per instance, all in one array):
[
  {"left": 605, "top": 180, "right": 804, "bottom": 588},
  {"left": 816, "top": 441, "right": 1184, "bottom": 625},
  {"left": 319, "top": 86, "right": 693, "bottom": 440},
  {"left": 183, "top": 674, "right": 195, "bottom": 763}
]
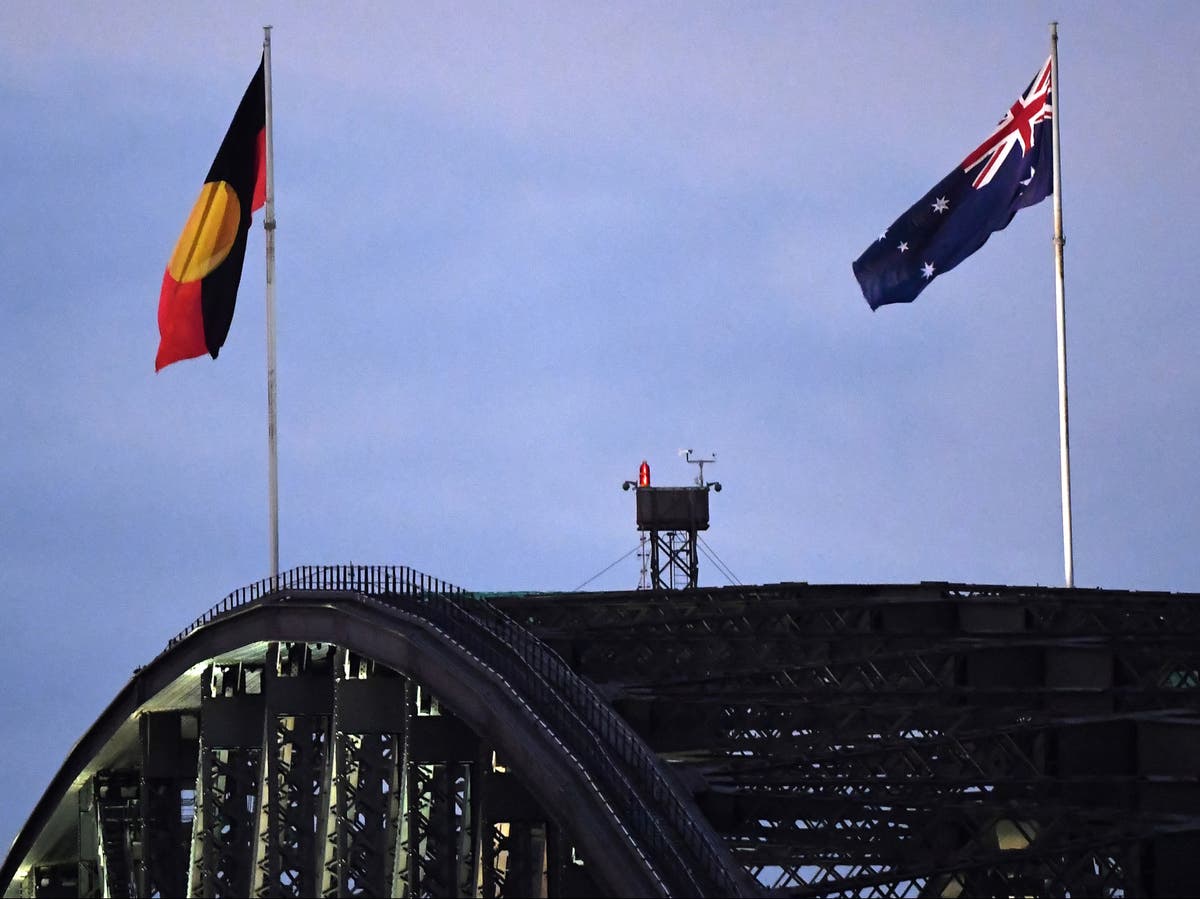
[
  {"left": 401, "top": 762, "right": 468, "bottom": 897},
  {"left": 94, "top": 771, "right": 139, "bottom": 899},
  {"left": 194, "top": 746, "right": 262, "bottom": 897},
  {"left": 256, "top": 713, "right": 329, "bottom": 897},
  {"left": 6, "top": 567, "right": 1200, "bottom": 898},
  {"left": 648, "top": 531, "right": 698, "bottom": 591},
  {"left": 491, "top": 582, "right": 1200, "bottom": 896},
  {"left": 254, "top": 642, "right": 334, "bottom": 898},
  {"left": 322, "top": 731, "right": 400, "bottom": 897},
  {"left": 140, "top": 773, "right": 189, "bottom": 898},
  {"left": 486, "top": 821, "right": 545, "bottom": 899},
  {"left": 322, "top": 654, "right": 407, "bottom": 898},
  {"left": 40, "top": 652, "right": 598, "bottom": 899}
]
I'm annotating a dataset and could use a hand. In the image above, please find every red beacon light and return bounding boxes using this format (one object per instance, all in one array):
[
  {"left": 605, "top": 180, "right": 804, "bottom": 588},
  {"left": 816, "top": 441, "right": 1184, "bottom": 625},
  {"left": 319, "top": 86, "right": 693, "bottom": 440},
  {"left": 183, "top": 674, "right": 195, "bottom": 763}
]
[{"left": 623, "top": 460, "right": 652, "bottom": 491}]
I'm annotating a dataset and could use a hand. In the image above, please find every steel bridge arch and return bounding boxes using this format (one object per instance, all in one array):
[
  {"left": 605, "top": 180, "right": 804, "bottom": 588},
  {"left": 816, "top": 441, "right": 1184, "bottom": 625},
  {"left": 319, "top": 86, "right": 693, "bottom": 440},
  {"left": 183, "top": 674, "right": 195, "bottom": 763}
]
[{"left": 2, "top": 585, "right": 750, "bottom": 898}]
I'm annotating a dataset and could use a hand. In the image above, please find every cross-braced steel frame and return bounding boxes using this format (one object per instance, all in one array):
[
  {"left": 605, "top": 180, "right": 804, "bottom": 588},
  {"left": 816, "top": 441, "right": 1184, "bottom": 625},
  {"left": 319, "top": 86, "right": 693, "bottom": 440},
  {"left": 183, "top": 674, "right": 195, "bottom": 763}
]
[
  {"left": 5, "top": 567, "right": 1200, "bottom": 897},
  {"left": 493, "top": 581, "right": 1200, "bottom": 896}
]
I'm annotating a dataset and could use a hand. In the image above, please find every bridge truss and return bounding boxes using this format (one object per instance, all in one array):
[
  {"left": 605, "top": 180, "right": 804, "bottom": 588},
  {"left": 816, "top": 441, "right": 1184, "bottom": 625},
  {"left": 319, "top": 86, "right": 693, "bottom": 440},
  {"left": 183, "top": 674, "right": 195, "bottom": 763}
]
[{"left": 4, "top": 567, "right": 1200, "bottom": 896}]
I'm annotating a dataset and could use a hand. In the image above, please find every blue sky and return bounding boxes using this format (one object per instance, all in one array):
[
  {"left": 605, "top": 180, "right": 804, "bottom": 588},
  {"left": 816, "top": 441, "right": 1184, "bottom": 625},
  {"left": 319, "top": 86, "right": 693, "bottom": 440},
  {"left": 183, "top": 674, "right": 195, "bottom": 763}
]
[{"left": 3, "top": 0, "right": 1199, "bottom": 857}]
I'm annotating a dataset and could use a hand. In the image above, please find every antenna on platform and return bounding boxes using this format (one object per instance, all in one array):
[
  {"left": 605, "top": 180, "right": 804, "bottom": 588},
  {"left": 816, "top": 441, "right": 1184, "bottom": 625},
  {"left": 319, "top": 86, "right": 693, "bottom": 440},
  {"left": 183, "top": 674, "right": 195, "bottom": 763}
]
[
  {"left": 681, "top": 449, "right": 721, "bottom": 491},
  {"left": 622, "top": 454, "right": 721, "bottom": 591}
]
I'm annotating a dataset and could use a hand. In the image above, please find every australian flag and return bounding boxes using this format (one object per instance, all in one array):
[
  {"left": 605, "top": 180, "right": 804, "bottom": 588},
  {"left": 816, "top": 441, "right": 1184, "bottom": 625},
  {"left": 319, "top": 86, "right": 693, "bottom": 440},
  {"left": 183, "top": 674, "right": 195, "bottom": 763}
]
[{"left": 853, "top": 57, "right": 1054, "bottom": 310}]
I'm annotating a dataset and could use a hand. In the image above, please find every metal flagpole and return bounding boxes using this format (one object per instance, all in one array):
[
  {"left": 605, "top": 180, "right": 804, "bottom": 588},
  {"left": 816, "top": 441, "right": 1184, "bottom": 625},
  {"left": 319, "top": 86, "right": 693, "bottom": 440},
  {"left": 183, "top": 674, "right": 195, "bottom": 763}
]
[
  {"left": 263, "top": 26, "right": 280, "bottom": 579},
  {"left": 1050, "top": 22, "right": 1074, "bottom": 587}
]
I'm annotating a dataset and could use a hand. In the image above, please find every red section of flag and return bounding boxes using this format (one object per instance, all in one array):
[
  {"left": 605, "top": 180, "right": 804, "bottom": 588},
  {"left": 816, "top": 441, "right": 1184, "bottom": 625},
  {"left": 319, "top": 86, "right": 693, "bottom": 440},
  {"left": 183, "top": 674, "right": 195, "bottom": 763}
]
[
  {"left": 156, "top": 58, "right": 266, "bottom": 372},
  {"left": 252, "top": 128, "right": 267, "bottom": 212},
  {"left": 156, "top": 273, "right": 206, "bottom": 371}
]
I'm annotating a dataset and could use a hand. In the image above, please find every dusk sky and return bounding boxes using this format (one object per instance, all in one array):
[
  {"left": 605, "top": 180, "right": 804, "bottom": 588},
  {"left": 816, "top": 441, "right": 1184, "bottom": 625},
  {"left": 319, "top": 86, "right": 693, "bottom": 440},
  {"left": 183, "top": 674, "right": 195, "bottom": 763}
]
[{"left": 3, "top": 0, "right": 1199, "bottom": 856}]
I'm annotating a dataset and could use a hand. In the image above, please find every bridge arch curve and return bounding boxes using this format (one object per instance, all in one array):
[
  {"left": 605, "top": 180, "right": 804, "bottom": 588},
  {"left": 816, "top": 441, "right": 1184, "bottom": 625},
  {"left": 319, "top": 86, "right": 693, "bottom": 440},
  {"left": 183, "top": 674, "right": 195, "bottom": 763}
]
[{"left": 2, "top": 579, "right": 747, "bottom": 898}]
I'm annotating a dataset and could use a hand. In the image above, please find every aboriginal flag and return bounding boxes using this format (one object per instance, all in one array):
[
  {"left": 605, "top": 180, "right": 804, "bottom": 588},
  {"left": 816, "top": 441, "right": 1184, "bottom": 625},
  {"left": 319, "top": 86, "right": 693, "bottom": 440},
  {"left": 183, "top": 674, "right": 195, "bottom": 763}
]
[{"left": 156, "top": 58, "right": 266, "bottom": 371}]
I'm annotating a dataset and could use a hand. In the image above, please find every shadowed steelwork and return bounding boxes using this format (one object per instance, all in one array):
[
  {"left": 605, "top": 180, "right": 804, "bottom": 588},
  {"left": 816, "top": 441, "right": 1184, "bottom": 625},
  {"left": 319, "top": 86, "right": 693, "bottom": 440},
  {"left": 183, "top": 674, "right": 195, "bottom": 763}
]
[
  {"left": 491, "top": 582, "right": 1200, "bottom": 896},
  {"left": 1, "top": 566, "right": 744, "bottom": 899},
  {"left": 5, "top": 567, "right": 1200, "bottom": 896}
]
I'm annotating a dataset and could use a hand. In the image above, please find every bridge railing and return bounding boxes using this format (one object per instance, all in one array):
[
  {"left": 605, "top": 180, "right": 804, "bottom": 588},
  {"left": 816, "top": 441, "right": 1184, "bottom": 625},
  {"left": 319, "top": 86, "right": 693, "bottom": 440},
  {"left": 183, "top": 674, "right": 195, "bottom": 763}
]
[
  {"left": 163, "top": 566, "right": 744, "bottom": 897},
  {"left": 166, "top": 565, "right": 463, "bottom": 649},
  {"left": 393, "top": 589, "right": 746, "bottom": 898}
]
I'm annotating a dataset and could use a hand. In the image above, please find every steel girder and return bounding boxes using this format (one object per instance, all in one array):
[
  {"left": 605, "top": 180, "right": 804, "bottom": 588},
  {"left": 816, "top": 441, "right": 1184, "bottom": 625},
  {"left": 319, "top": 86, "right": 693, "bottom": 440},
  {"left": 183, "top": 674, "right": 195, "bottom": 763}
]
[
  {"left": 7, "top": 570, "right": 1200, "bottom": 897},
  {"left": 2, "top": 577, "right": 744, "bottom": 899},
  {"left": 492, "top": 582, "right": 1200, "bottom": 896}
]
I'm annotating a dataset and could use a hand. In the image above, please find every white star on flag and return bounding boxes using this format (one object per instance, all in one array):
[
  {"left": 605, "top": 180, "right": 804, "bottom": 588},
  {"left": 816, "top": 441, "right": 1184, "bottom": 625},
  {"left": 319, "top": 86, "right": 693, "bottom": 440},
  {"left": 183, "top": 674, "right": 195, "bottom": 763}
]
[
  {"left": 898, "top": 242, "right": 909, "bottom": 253},
  {"left": 932, "top": 197, "right": 949, "bottom": 213},
  {"left": 921, "top": 262, "right": 935, "bottom": 279}
]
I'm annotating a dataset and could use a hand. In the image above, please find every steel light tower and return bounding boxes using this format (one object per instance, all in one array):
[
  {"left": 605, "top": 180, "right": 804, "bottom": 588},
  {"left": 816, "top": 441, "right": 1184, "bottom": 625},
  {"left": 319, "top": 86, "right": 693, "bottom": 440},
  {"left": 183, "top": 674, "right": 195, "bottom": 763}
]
[{"left": 623, "top": 452, "right": 720, "bottom": 590}]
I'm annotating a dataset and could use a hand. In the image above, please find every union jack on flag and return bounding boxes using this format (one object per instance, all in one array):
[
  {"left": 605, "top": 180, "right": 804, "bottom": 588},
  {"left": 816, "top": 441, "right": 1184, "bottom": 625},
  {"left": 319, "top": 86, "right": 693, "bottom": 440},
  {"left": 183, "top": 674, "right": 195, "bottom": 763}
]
[
  {"left": 853, "top": 56, "right": 1055, "bottom": 310},
  {"left": 962, "top": 57, "right": 1053, "bottom": 189}
]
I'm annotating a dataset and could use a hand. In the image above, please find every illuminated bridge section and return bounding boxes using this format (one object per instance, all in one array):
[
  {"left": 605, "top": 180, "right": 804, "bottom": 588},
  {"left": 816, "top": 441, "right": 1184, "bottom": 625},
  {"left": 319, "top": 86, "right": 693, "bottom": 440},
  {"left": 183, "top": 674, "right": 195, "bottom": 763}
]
[
  {"left": 5, "top": 568, "right": 1200, "bottom": 897},
  {"left": 1, "top": 567, "right": 746, "bottom": 899}
]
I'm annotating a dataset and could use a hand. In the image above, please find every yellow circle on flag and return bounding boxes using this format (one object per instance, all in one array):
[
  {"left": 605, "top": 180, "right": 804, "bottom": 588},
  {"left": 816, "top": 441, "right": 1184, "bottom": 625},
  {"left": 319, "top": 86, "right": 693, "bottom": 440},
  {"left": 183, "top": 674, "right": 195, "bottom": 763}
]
[{"left": 167, "top": 181, "right": 242, "bottom": 283}]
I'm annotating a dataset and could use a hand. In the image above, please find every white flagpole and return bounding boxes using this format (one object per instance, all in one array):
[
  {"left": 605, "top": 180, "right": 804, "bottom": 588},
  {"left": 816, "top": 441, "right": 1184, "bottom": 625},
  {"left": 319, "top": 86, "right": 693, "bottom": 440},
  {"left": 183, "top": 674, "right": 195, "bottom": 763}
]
[
  {"left": 1050, "top": 22, "right": 1074, "bottom": 587},
  {"left": 263, "top": 26, "right": 280, "bottom": 579}
]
